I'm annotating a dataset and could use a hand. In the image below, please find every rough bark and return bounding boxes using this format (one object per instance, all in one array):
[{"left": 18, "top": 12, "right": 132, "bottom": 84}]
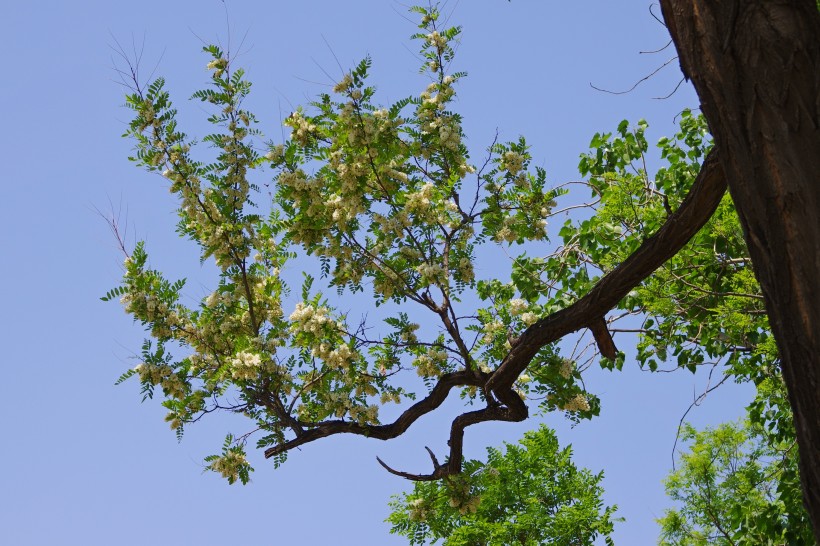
[{"left": 660, "top": 0, "right": 820, "bottom": 538}]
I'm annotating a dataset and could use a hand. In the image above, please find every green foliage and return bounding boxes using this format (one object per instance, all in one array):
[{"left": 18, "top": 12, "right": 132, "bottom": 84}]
[
  {"left": 565, "top": 111, "right": 772, "bottom": 383},
  {"left": 658, "top": 416, "right": 814, "bottom": 545},
  {"left": 109, "top": 3, "right": 600, "bottom": 484},
  {"left": 108, "top": 17, "right": 805, "bottom": 546},
  {"left": 388, "top": 425, "right": 619, "bottom": 545},
  {"left": 564, "top": 112, "right": 809, "bottom": 543},
  {"left": 204, "top": 434, "right": 254, "bottom": 485}
]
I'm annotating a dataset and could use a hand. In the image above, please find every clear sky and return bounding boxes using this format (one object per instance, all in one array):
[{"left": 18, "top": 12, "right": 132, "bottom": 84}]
[{"left": 1, "top": 1, "right": 752, "bottom": 544}]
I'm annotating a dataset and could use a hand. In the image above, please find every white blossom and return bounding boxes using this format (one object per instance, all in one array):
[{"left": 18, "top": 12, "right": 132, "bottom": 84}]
[
  {"left": 562, "top": 393, "right": 590, "bottom": 412},
  {"left": 509, "top": 298, "right": 528, "bottom": 316}
]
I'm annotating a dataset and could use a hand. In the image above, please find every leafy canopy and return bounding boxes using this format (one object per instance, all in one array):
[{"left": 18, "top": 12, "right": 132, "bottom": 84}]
[
  {"left": 659, "top": 415, "right": 813, "bottom": 545},
  {"left": 109, "top": 4, "right": 599, "bottom": 483},
  {"left": 108, "top": 11, "right": 802, "bottom": 544},
  {"left": 388, "top": 425, "right": 618, "bottom": 546}
]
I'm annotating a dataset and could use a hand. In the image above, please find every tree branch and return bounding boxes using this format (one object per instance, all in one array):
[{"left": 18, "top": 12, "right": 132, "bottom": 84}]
[
  {"left": 264, "top": 149, "right": 727, "bottom": 479},
  {"left": 487, "top": 148, "right": 725, "bottom": 393},
  {"left": 263, "top": 369, "right": 486, "bottom": 458}
]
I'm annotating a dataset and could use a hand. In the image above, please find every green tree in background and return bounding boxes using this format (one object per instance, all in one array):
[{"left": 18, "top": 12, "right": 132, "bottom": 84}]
[
  {"left": 659, "top": 417, "right": 812, "bottom": 545},
  {"left": 388, "top": 426, "right": 617, "bottom": 546}
]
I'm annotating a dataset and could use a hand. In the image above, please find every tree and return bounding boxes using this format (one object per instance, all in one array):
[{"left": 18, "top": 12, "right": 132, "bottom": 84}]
[
  {"left": 659, "top": 417, "right": 812, "bottom": 545},
  {"left": 106, "top": 2, "right": 816, "bottom": 541},
  {"left": 387, "top": 425, "right": 618, "bottom": 546},
  {"left": 547, "top": 113, "right": 812, "bottom": 543},
  {"left": 658, "top": 1, "right": 820, "bottom": 537},
  {"left": 108, "top": 3, "right": 723, "bottom": 482}
]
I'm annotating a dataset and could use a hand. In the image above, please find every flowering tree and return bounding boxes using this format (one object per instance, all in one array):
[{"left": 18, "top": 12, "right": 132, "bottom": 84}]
[
  {"left": 107, "top": 4, "right": 730, "bottom": 488},
  {"left": 379, "top": 96, "right": 808, "bottom": 542}
]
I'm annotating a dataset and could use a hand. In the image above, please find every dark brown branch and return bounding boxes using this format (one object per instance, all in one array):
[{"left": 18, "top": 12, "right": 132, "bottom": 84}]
[
  {"left": 488, "top": 148, "right": 725, "bottom": 393},
  {"left": 376, "top": 393, "right": 528, "bottom": 481},
  {"left": 264, "top": 148, "right": 727, "bottom": 479},
  {"left": 377, "top": 446, "right": 444, "bottom": 481},
  {"left": 263, "top": 370, "right": 486, "bottom": 458},
  {"left": 589, "top": 316, "right": 618, "bottom": 360}
]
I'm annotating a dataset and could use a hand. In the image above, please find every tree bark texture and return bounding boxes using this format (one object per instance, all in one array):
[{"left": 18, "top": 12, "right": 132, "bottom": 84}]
[{"left": 660, "top": 0, "right": 820, "bottom": 538}]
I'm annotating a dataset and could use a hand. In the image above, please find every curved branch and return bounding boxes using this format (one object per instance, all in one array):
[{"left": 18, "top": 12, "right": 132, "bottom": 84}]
[
  {"left": 265, "top": 149, "right": 727, "bottom": 479},
  {"left": 264, "top": 369, "right": 486, "bottom": 458},
  {"left": 488, "top": 148, "right": 725, "bottom": 393},
  {"left": 377, "top": 446, "right": 444, "bottom": 481},
  {"left": 376, "top": 393, "right": 528, "bottom": 481}
]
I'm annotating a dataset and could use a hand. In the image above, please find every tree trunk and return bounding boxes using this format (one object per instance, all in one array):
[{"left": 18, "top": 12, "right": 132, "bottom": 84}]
[{"left": 660, "top": 0, "right": 820, "bottom": 539}]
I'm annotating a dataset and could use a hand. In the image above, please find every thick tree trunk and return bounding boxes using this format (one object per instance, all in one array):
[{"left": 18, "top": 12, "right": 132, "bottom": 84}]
[{"left": 660, "top": 0, "right": 820, "bottom": 539}]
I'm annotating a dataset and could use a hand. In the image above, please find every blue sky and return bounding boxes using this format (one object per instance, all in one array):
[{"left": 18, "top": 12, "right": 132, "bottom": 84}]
[{"left": 2, "top": 2, "right": 752, "bottom": 544}]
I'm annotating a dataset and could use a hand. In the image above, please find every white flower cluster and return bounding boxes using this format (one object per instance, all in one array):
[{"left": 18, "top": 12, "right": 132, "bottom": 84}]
[
  {"left": 278, "top": 169, "right": 312, "bottom": 191},
  {"left": 320, "top": 391, "right": 379, "bottom": 424},
  {"left": 562, "top": 393, "right": 590, "bottom": 412},
  {"left": 426, "top": 31, "right": 447, "bottom": 49},
  {"left": 448, "top": 493, "right": 481, "bottom": 516},
  {"left": 205, "top": 57, "right": 228, "bottom": 77},
  {"left": 204, "top": 222, "right": 252, "bottom": 270},
  {"left": 520, "top": 312, "right": 538, "bottom": 326},
  {"left": 416, "top": 261, "right": 446, "bottom": 285},
  {"left": 333, "top": 73, "right": 353, "bottom": 94},
  {"left": 482, "top": 320, "right": 506, "bottom": 344},
  {"left": 285, "top": 111, "right": 316, "bottom": 145},
  {"left": 231, "top": 351, "right": 262, "bottom": 380},
  {"left": 405, "top": 182, "right": 435, "bottom": 214},
  {"left": 508, "top": 298, "right": 528, "bottom": 316},
  {"left": 437, "top": 118, "right": 461, "bottom": 151},
  {"left": 249, "top": 275, "right": 284, "bottom": 324},
  {"left": 408, "top": 498, "right": 431, "bottom": 522},
  {"left": 414, "top": 348, "right": 448, "bottom": 377},
  {"left": 265, "top": 144, "right": 284, "bottom": 162},
  {"left": 535, "top": 218, "right": 548, "bottom": 237},
  {"left": 121, "top": 291, "right": 160, "bottom": 321},
  {"left": 399, "top": 322, "right": 420, "bottom": 344},
  {"left": 456, "top": 256, "right": 475, "bottom": 284},
  {"left": 494, "top": 225, "right": 515, "bottom": 244},
  {"left": 332, "top": 158, "right": 372, "bottom": 197},
  {"left": 372, "top": 265, "right": 405, "bottom": 300},
  {"left": 134, "top": 363, "right": 186, "bottom": 400},
  {"left": 372, "top": 211, "right": 411, "bottom": 240},
  {"left": 324, "top": 390, "right": 351, "bottom": 418},
  {"left": 348, "top": 404, "right": 379, "bottom": 425},
  {"left": 419, "top": 113, "right": 461, "bottom": 150},
  {"left": 559, "top": 358, "right": 575, "bottom": 379},
  {"left": 164, "top": 411, "right": 183, "bottom": 430},
  {"left": 311, "top": 342, "right": 355, "bottom": 370},
  {"left": 420, "top": 81, "right": 455, "bottom": 110},
  {"left": 208, "top": 450, "right": 248, "bottom": 483},
  {"left": 379, "top": 390, "right": 402, "bottom": 404},
  {"left": 326, "top": 193, "right": 365, "bottom": 228},
  {"left": 289, "top": 302, "right": 338, "bottom": 335},
  {"left": 501, "top": 150, "right": 525, "bottom": 175}
]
